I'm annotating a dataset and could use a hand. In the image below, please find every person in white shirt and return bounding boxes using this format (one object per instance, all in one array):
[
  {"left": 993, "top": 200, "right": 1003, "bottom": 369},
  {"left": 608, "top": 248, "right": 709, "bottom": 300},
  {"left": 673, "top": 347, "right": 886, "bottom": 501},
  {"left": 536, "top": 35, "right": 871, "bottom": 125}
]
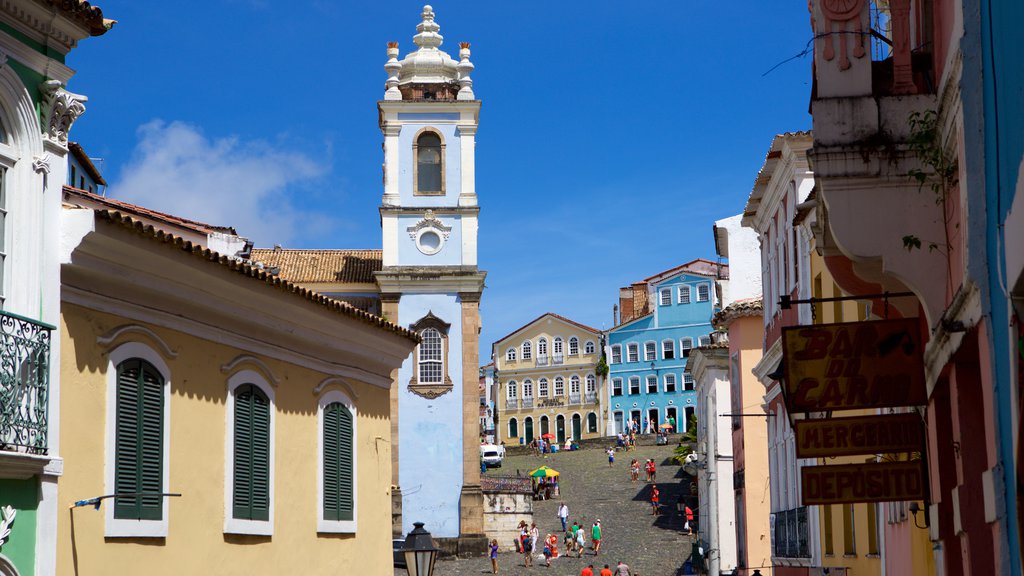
[{"left": 558, "top": 501, "right": 569, "bottom": 531}]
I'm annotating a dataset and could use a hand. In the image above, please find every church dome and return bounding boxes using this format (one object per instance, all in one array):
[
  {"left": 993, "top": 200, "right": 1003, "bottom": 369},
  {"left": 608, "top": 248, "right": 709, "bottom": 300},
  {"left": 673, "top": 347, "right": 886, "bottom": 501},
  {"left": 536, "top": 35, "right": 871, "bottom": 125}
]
[{"left": 398, "top": 5, "right": 458, "bottom": 85}]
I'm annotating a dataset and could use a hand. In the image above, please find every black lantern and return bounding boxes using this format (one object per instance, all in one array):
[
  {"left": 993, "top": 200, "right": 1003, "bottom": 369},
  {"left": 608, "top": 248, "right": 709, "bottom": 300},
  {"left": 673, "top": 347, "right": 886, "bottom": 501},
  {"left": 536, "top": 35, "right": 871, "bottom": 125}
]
[{"left": 403, "top": 522, "right": 440, "bottom": 576}]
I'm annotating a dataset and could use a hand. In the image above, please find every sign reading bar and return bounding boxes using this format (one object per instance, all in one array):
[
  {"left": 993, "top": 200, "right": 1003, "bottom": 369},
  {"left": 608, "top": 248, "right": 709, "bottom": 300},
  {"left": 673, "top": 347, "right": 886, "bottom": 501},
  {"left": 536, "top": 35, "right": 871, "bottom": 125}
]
[
  {"left": 782, "top": 319, "right": 927, "bottom": 413},
  {"left": 794, "top": 413, "right": 924, "bottom": 458},
  {"left": 802, "top": 461, "right": 925, "bottom": 505}
]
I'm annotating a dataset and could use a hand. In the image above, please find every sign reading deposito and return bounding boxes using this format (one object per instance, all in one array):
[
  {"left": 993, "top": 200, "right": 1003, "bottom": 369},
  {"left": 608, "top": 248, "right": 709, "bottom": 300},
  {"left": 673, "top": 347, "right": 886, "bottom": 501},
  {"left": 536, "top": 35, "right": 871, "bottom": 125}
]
[
  {"left": 794, "top": 413, "right": 924, "bottom": 458},
  {"left": 782, "top": 319, "right": 927, "bottom": 413},
  {"left": 801, "top": 461, "right": 926, "bottom": 504}
]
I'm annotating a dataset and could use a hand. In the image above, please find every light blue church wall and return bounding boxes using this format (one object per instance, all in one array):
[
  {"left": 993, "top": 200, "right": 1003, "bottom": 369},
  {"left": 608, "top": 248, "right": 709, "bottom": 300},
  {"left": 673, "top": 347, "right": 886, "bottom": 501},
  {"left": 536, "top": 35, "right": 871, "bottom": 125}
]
[
  {"left": 397, "top": 293, "right": 464, "bottom": 538},
  {"left": 397, "top": 213, "right": 464, "bottom": 266},
  {"left": 398, "top": 119, "right": 463, "bottom": 207}
]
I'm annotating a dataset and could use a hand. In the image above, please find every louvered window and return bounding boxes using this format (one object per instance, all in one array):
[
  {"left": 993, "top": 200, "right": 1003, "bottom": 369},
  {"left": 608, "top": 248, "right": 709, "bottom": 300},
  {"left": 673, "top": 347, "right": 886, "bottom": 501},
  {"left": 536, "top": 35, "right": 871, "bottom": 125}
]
[
  {"left": 114, "top": 359, "right": 164, "bottom": 520},
  {"left": 233, "top": 384, "right": 270, "bottom": 521},
  {"left": 323, "top": 402, "right": 354, "bottom": 522}
]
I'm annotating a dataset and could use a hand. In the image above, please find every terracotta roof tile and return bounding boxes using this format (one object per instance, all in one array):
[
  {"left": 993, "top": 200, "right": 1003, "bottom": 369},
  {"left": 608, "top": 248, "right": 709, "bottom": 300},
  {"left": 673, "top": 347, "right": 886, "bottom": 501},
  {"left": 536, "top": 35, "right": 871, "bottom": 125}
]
[
  {"left": 641, "top": 258, "right": 729, "bottom": 282},
  {"left": 712, "top": 298, "right": 764, "bottom": 330},
  {"left": 94, "top": 210, "right": 417, "bottom": 342},
  {"left": 64, "top": 186, "right": 234, "bottom": 235},
  {"left": 249, "top": 249, "right": 383, "bottom": 284}
]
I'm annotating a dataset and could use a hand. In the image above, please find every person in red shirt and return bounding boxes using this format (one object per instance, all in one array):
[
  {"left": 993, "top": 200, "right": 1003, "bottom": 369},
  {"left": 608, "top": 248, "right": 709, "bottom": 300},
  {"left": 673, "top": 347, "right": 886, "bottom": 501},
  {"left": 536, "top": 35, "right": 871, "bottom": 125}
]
[
  {"left": 684, "top": 505, "right": 694, "bottom": 535},
  {"left": 650, "top": 484, "right": 660, "bottom": 515},
  {"left": 580, "top": 565, "right": 595, "bottom": 576},
  {"left": 600, "top": 565, "right": 614, "bottom": 576}
]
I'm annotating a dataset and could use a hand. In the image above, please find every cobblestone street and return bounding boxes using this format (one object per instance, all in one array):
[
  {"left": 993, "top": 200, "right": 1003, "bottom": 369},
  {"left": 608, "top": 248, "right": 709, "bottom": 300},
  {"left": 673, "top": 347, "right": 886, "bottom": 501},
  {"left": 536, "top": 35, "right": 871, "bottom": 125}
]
[{"left": 406, "top": 443, "right": 695, "bottom": 576}]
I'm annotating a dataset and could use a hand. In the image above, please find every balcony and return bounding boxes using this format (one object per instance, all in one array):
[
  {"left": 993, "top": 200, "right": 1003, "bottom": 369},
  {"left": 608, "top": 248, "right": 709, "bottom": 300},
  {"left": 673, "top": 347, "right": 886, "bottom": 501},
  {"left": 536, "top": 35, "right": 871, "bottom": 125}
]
[
  {"left": 535, "top": 355, "right": 549, "bottom": 367},
  {"left": 506, "top": 398, "right": 518, "bottom": 410},
  {"left": 584, "top": 391, "right": 598, "bottom": 404},
  {"left": 521, "top": 397, "right": 534, "bottom": 409},
  {"left": 552, "top": 353, "right": 564, "bottom": 365},
  {"left": 1, "top": 310, "right": 53, "bottom": 455},
  {"left": 569, "top": 392, "right": 581, "bottom": 405},
  {"left": 809, "top": 0, "right": 946, "bottom": 325},
  {"left": 772, "top": 506, "right": 810, "bottom": 559}
]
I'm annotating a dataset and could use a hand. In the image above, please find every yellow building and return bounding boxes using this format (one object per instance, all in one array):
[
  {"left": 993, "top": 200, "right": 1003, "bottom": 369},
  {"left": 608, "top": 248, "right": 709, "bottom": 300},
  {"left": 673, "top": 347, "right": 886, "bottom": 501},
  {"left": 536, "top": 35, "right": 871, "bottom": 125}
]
[
  {"left": 493, "top": 313, "right": 604, "bottom": 444},
  {"left": 56, "top": 204, "right": 416, "bottom": 575}
]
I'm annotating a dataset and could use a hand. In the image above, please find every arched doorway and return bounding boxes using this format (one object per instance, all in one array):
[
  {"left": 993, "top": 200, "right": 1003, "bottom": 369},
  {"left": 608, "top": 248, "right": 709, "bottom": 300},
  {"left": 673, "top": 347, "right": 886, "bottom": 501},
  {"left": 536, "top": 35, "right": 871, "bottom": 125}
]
[
  {"left": 556, "top": 414, "right": 566, "bottom": 443},
  {"left": 684, "top": 407, "right": 696, "bottom": 432},
  {"left": 614, "top": 411, "right": 624, "bottom": 435},
  {"left": 571, "top": 413, "right": 582, "bottom": 440},
  {"left": 666, "top": 407, "right": 678, "bottom": 433},
  {"left": 647, "top": 408, "right": 659, "bottom": 433},
  {"left": 540, "top": 415, "right": 550, "bottom": 437},
  {"left": 525, "top": 417, "right": 534, "bottom": 442}
]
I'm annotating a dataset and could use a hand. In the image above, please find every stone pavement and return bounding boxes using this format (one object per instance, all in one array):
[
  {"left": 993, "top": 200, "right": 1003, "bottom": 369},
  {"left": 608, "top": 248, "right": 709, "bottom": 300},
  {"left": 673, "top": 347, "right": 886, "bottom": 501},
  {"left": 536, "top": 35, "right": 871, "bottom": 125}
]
[{"left": 397, "top": 442, "right": 697, "bottom": 576}]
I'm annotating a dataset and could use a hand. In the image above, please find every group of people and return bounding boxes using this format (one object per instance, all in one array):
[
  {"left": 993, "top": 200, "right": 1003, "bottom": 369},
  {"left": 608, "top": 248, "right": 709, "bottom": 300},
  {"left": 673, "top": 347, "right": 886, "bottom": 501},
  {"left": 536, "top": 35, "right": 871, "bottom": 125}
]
[
  {"left": 524, "top": 436, "right": 582, "bottom": 455},
  {"left": 628, "top": 458, "right": 658, "bottom": 483},
  {"left": 515, "top": 512, "right": 604, "bottom": 569},
  {"left": 578, "top": 561, "right": 639, "bottom": 576}
]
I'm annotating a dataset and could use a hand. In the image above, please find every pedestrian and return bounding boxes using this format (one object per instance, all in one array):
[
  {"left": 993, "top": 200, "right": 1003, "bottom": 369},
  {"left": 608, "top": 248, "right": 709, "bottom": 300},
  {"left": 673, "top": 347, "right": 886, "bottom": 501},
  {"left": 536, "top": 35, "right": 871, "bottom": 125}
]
[
  {"left": 649, "top": 459, "right": 657, "bottom": 483},
  {"left": 650, "top": 484, "right": 660, "bottom": 515},
  {"left": 644, "top": 459, "right": 653, "bottom": 482},
  {"left": 684, "top": 505, "right": 694, "bottom": 535},
  {"left": 490, "top": 539, "right": 499, "bottom": 573},
  {"left": 575, "top": 524, "right": 586, "bottom": 558},
  {"left": 580, "top": 565, "right": 595, "bottom": 576},
  {"left": 542, "top": 535, "right": 553, "bottom": 567},
  {"left": 600, "top": 565, "right": 614, "bottom": 576},
  {"left": 592, "top": 519, "right": 603, "bottom": 555},
  {"left": 520, "top": 522, "right": 533, "bottom": 566},
  {"left": 616, "top": 561, "right": 632, "bottom": 576},
  {"left": 606, "top": 447, "right": 615, "bottom": 466},
  {"left": 558, "top": 501, "right": 569, "bottom": 531},
  {"left": 530, "top": 522, "right": 540, "bottom": 557},
  {"left": 630, "top": 458, "right": 640, "bottom": 482}
]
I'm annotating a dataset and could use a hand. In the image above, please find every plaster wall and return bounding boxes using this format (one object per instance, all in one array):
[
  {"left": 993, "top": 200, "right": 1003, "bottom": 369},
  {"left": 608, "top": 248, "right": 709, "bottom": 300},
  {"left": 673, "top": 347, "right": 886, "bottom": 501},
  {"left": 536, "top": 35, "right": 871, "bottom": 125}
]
[
  {"left": 56, "top": 304, "right": 395, "bottom": 575},
  {"left": 397, "top": 121, "right": 462, "bottom": 207},
  {"left": 397, "top": 293, "right": 464, "bottom": 538},
  {"left": 716, "top": 214, "right": 763, "bottom": 305},
  {"left": 396, "top": 213, "right": 464, "bottom": 266},
  {"left": 482, "top": 492, "right": 532, "bottom": 551}
]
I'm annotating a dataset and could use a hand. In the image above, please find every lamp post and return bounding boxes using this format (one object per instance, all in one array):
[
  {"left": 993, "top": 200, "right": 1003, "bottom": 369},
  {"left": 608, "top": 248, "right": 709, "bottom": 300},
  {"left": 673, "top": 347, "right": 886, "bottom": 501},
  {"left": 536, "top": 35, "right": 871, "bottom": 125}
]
[{"left": 403, "top": 522, "right": 440, "bottom": 576}]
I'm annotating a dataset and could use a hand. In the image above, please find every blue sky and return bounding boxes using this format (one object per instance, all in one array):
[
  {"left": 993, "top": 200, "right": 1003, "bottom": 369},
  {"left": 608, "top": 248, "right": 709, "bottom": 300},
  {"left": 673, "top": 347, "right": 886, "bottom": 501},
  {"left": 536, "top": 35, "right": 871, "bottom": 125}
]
[{"left": 68, "top": 1, "right": 813, "bottom": 360}]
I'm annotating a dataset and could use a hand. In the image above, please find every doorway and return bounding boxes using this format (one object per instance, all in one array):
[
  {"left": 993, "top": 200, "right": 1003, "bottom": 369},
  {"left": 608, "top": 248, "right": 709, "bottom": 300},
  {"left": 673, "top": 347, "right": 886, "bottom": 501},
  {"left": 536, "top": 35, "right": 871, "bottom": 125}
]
[
  {"left": 666, "top": 407, "right": 678, "bottom": 433},
  {"left": 684, "top": 406, "right": 696, "bottom": 432},
  {"left": 571, "top": 413, "right": 582, "bottom": 440},
  {"left": 525, "top": 417, "right": 534, "bottom": 442},
  {"left": 614, "top": 411, "right": 624, "bottom": 435},
  {"left": 540, "top": 415, "right": 550, "bottom": 437},
  {"left": 630, "top": 410, "right": 642, "bottom": 433},
  {"left": 556, "top": 414, "right": 566, "bottom": 443},
  {"left": 647, "top": 408, "right": 659, "bottom": 433}
]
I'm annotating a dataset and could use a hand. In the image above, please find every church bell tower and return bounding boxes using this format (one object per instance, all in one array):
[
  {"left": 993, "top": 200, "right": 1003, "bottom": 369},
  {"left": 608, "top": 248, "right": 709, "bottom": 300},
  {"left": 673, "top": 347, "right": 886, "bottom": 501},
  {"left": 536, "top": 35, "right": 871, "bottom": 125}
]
[{"left": 375, "top": 5, "right": 487, "bottom": 554}]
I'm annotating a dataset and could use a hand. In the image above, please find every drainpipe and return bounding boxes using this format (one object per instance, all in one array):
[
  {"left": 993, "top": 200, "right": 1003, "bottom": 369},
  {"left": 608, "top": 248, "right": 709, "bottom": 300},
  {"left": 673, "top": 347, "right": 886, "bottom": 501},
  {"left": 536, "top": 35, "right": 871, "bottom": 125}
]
[{"left": 707, "top": 386, "right": 720, "bottom": 576}]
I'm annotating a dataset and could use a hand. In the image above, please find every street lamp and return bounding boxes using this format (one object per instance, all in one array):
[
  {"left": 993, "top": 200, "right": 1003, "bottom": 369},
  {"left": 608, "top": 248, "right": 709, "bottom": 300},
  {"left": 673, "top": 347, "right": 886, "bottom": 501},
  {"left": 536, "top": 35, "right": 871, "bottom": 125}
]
[{"left": 403, "top": 522, "right": 440, "bottom": 576}]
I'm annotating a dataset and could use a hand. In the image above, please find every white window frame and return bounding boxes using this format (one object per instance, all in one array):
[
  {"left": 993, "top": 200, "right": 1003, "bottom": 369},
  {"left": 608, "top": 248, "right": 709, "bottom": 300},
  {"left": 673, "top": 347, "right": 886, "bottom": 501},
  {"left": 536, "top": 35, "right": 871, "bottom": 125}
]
[
  {"left": 105, "top": 342, "right": 172, "bottom": 538},
  {"left": 662, "top": 339, "right": 675, "bottom": 359},
  {"left": 317, "top": 388, "right": 357, "bottom": 534},
  {"left": 681, "top": 338, "right": 694, "bottom": 354},
  {"left": 629, "top": 376, "right": 641, "bottom": 395},
  {"left": 664, "top": 374, "right": 677, "bottom": 392},
  {"left": 538, "top": 378, "right": 549, "bottom": 397},
  {"left": 521, "top": 340, "right": 532, "bottom": 360},
  {"left": 553, "top": 337, "right": 563, "bottom": 355},
  {"left": 627, "top": 343, "right": 639, "bottom": 363},
  {"left": 417, "top": 328, "right": 444, "bottom": 384},
  {"left": 506, "top": 348, "right": 516, "bottom": 362},
  {"left": 699, "top": 335, "right": 712, "bottom": 347},
  {"left": 584, "top": 341, "right": 596, "bottom": 355},
  {"left": 644, "top": 341, "right": 656, "bottom": 362},
  {"left": 659, "top": 288, "right": 672, "bottom": 306},
  {"left": 537, "top": 338, "right": 548, "bottom": 356},
  {"left": 612, "top": 378, "right": 623, "bottom": 396},
  {"left": 554, "top": 376, "right": 565, "bottom": 396},
  {"left": 225, "top": 369, "right": 276, "bottom": 536},
  {"left": 569, "top": 375, "right": 580, "bottom": 395},
  {"left": 507, "top": 380, "right": 517, "bottom": 399},
  {"left": 568, "top": 337, "right": 579, "bottom": 356},
  {"left": 523, "top": 379, "right": 534, "bottom": 398},
  {"left": 697, "top": 283, "right": 711, "bottom": 302},
  {"left": 646, "top": 375, "right": 658, "bottom": 394},
  {"left": 684, "top": 373, "right": 695, "bottom": 391},
  {"left": 611, "top": 344, "right": 622, "bottom": 364},
  {"left": 585, "top": 374, "right": 596, "bottom": 393},
  {"left": 678, "top": 285, "right": 691, "bottom": 304}
]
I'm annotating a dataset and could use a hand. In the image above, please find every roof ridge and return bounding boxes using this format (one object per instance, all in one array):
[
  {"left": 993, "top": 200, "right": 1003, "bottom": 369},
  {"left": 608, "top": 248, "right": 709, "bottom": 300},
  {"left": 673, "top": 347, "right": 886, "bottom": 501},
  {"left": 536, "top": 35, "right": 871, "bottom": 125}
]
[{"left": 64, "top": 186, "right": 234, "bottom": 234}]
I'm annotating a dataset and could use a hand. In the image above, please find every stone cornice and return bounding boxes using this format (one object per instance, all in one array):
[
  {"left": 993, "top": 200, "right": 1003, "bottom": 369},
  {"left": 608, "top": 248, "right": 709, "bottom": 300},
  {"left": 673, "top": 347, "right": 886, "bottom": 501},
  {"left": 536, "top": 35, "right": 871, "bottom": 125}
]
[
  {"left": 375, "top": 268, "right": 486, "bottom": 294},
  {"left": 380, "top": 206, "right": 480, "bottom": 216}
]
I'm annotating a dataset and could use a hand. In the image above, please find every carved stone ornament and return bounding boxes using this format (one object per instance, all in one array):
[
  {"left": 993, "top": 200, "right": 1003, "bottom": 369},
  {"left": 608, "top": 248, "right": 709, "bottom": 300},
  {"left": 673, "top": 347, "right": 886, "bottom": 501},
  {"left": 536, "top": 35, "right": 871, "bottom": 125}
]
[
  {"left": 39, "top": 80, "right": 87, "bottom": 144},
  {"left": 0, "top": 505, "right": 15, "bottom": 549},
  {"left": 407, "top": 378, "right": 454, "bottom": 399},
  {"left": 819, "top": 0, "right": 867, "bottom": 70},
  {"left": 407, "top": 210, "right": 452, "bottom": 240},
  {"left": 32, "top": 153, "right": 51, "bottom": 175}
]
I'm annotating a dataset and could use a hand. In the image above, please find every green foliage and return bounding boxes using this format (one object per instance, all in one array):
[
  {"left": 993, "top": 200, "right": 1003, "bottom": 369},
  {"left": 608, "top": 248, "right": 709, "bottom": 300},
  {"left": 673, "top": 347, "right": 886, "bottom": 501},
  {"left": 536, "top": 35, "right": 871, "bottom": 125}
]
[
  {"left": 672, "top": 443, "right": 694, "bottom": 465},
  {"left": 903, "top": 110, "right": 958, "bottom": 253},
  {"left": 595, "top": 355, "right": 609, "bottom": 378}
]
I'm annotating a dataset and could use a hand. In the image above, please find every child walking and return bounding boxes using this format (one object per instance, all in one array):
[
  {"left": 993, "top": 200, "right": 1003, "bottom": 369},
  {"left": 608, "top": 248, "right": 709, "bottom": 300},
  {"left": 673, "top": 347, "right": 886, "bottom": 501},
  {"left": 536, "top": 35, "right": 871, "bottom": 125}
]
[{"left": 490, "top": 539, "right": 499, "bottom": 573}]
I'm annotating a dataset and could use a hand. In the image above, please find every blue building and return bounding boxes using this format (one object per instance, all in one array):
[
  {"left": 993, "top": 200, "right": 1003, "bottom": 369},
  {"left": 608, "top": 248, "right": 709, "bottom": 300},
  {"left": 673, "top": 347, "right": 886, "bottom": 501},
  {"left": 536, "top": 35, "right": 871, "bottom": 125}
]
[{"left": 606, "top": 259, "right": 726, "bottom": 436}]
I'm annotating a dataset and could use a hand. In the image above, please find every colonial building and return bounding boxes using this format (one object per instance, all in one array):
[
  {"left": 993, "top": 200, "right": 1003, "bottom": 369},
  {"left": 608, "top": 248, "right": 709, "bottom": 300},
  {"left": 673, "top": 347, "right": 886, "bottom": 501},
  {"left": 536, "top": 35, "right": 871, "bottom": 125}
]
[
  {"left": 55, "top": 202, "right": 416, "bottom": 574},
  {"left": 606, "top": 260, "right": 727, "bottom": 436},
  {"left": 493, "top": 313, "right": 604, "bottom": 444},
  {"left": 0, "top": 3, "right": 110, "bottom": 575},
  {"left": 249, "top": 6, "right": 487, "bottom": 553},
  {"left": 805, "top": 0, "right": 1022, "bottom": 573}
]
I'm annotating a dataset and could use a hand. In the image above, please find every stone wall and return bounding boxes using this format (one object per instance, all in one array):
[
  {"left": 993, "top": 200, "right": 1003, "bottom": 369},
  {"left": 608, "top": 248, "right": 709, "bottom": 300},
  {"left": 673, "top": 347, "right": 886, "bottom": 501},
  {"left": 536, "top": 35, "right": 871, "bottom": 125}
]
[{"left": 482, "top": 491, "right": 533, "bottom": 552}]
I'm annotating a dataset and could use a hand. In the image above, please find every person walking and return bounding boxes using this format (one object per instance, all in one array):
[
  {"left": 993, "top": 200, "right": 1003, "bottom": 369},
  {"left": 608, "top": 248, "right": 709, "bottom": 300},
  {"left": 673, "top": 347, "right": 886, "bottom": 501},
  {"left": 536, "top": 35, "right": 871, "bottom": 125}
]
[
  {"left": 630, "top": 458, "right": 640, "bottom": 482},
  {"left": 592, "top": 520, "right": 603, "bottom": 555},
  {"left": 489, "top": 539, "right": 499, "bottom": 573},
  {"left": 684, "top": 505, "right": 694, "bottom": 535},
  {"left": 616, "top": 561, "right": 632, "bottom": 576},
  {"left": 649, "top": 459, "right": 657, "bottom": 483},
  {"left": 530, "top": 522, "right": 540, "bottom": 556},
  {"left": 580, "top": 566, "right": 595, "bottom": 576},
  {"left": 600, "top": 565, "right": 614, "bottom": 576},
  {"left": 575, "top": 524, "right": 586, "bottom": 558},
  {"left": 558, "top": 501, "right": 569, "bottom": 531},
  {"left": 650, "top": 484, "right": 660, "bottom": 515},
  {"left": 520, "top": 522, "right": 533, "bottom": 566},
  {"left": 606, "top": 447, "right": 615, "bottom": 466}
]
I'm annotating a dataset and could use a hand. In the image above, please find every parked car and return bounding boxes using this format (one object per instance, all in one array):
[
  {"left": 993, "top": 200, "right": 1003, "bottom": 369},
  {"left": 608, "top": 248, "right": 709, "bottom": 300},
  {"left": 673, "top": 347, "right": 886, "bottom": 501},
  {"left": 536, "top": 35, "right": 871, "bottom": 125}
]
[{"left": 480, "top": 443, "right": 505, "bottom": 468}]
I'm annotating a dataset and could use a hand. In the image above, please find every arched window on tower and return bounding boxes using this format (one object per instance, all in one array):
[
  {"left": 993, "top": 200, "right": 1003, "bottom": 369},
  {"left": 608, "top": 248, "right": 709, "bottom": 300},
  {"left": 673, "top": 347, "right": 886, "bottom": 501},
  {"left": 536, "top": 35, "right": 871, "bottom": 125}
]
[
  {"left": 415, "top": 131, "right": 443, "bottom": 195},
  {"left": 408, "top": 312, "right": 452, "bottom": 397},
  {"left": 418, "top": 328, "right": 443, "bottom": 384}
]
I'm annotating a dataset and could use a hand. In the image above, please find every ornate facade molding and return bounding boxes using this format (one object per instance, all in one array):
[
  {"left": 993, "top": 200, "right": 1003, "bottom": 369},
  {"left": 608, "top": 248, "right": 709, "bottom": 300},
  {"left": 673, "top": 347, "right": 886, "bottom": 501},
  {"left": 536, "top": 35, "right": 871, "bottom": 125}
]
[
  {"left": 220, "top": 354, "right": 281, "bottom": 387},
  {"left": 96, "top": 324, "right": 178, "bottom": 360},
  {"left": 32, "top": 153, "right": 51, "bottom": 175},
  {"left": 407, "top": 381, "right": 454, "bottom": 400},
  {"left": 39, "top": 80, "right": 87, "bottom": 145},
  {"left": 407, "top": 210, "right": 452, "bottom": 240},
  {"left": 0, "top": 505, "right": 15, "bottom": 548},
  {"left": 380, "top": 292, "right": 402, "bottom": 304}
]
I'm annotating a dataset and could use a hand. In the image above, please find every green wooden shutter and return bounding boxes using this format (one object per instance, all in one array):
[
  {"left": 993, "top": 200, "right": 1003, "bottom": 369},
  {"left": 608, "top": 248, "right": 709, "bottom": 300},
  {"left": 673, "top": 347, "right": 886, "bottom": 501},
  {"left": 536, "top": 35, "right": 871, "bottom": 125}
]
[
  {"left": 233, "top": 385, "right": 270, "bottom": 521},
  {"left": 323, "top": 402, "right": 353, "bottom": 522},
  {"left": 114, "top": 359, "right": 164, "bottom": 520}
]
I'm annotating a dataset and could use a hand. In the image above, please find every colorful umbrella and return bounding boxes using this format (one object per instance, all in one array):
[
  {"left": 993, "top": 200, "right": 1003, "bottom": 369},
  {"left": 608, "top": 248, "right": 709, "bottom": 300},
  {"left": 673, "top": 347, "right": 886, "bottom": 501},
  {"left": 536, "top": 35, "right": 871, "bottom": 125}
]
[
  {"left": 659, "top": 423, "right": 674, "bottom": 429},
  {"left": 529, "top": 466, "right": 560, "bottom": 478},
  {"left": 541, "top": 433, "right": 556, "bottom": 439}
]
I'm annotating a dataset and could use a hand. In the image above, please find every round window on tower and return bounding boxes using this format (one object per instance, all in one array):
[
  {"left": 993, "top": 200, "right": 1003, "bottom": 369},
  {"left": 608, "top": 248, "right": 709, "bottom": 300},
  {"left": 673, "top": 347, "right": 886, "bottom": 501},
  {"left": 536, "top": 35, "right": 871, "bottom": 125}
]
[{"left": 415, "top": 228, "right": 444, "bottom": 255}]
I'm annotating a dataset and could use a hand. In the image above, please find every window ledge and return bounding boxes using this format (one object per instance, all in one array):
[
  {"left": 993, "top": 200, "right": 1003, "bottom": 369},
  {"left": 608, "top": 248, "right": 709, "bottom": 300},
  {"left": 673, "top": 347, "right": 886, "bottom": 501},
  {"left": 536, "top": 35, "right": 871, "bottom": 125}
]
[
  {"left": 225, "top": 518, "right": 273, "bottom": 536},
  {"left": 106, "top": 518, "right": 168, "bottom": 538},
  {"left": 318, "top": 519, "right": 357, "bottom": 534}
]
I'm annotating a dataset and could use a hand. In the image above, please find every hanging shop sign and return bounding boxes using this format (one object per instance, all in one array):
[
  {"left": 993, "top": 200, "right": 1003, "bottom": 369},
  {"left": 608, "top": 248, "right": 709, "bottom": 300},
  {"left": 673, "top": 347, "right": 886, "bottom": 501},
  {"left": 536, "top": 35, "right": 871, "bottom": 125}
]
[
  {"left": 794, "top": 413, "right": 924, "bottom": 458},
  {"left": 782, "top": 318, "right": 927, "bottom": 413},
  {"left": 802, "top": 460, "right": 926, "bottom": 505}
]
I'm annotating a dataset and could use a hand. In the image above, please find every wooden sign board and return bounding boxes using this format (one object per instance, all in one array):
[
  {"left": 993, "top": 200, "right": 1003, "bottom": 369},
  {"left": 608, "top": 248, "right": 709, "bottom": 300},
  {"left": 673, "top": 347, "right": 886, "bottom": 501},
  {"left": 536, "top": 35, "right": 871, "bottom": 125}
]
[
  {"left": 794, "top": 413, "right": 924, "bottom": 458},
  {"left": 801, "top": 461, "right": 926, "bottom": 505},
  {"left": 782, "top": 319, "right": 927, "bottom": 413}
]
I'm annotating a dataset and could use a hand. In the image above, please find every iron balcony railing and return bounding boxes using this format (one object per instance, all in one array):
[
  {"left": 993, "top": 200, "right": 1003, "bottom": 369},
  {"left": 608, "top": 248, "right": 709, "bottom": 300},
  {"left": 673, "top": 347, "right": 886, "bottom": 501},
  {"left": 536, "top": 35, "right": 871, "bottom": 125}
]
[
  {"left": 772, "top": 506, "right": 810, "bottom": 559},
  {"left": 535, "top": 355, "right": 549, "bottom": 367},
  {"left": 569, "top": 392, "right": 581, "bottom": 405},
  {"left": 506, "top": 398, "right": 518, "bottom": 410},
  {"left": 552, "top": 353, "right": 564, "bottom": 365},
  {"left": 1, "top": 310, "right": 54, "bottom": 455},
  {"left": 521, "top": 397, "right": 534, "bottom": 409},
  {"left": 584, "top": 391, "right": 598, "bottom": 404}
]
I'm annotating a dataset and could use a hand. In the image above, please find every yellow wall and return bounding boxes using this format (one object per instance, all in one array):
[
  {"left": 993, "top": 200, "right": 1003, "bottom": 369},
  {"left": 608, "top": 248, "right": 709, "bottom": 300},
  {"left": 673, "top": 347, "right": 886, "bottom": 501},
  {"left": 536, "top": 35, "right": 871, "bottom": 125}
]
[
  {"left": 494, "top": 317, "right": 603, "bottom": 442},
  {"left": 57, "top": 303, "right": 395, "bottom": 575}
]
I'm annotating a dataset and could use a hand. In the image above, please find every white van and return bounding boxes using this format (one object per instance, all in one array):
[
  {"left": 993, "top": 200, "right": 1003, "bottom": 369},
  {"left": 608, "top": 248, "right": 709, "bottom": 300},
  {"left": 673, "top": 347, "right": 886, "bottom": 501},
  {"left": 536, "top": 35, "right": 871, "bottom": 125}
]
[{"left": 480, "top": 443, "right": 505, "bottom": 468}]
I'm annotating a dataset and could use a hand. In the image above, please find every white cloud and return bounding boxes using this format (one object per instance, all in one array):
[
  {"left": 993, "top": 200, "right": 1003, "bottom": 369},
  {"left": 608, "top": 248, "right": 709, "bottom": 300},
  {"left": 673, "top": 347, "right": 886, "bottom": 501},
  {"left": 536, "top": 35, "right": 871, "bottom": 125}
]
[{"left": 110, "top": 120, "right": 332, "bottom": 245}]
